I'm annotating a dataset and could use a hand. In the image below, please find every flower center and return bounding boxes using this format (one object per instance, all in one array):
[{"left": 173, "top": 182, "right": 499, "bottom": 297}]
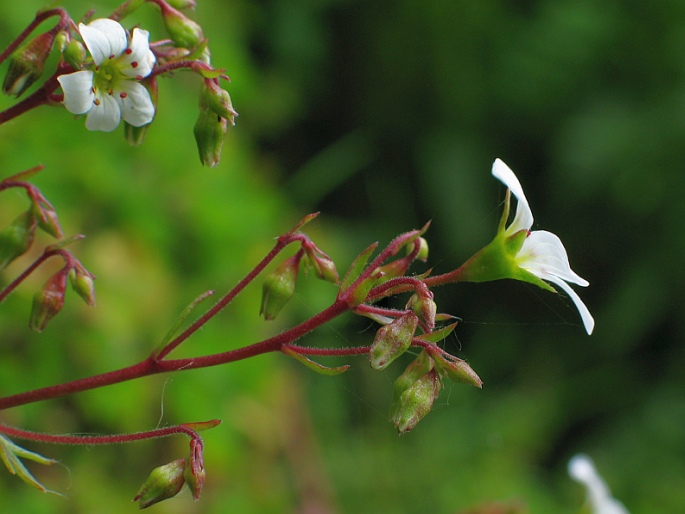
[{"left": 93, "top": 60, "right": 124, "bottom": 95}]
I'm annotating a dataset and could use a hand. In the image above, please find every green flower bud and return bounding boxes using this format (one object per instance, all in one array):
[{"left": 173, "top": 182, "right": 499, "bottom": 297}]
[
  {"left": 413, "top": 237, "right": 429, "bottom": 262},
  {"left": 390, "top": 369, "right": 441, "bottom": 434},
  {"left": 62, "top": 38, "right": 87, "bottom": 70},
  {"left": 260, "top": 253, "right": 301, "bottom": 320},
  {"left": 303, "top": 243, "right": 338, "bottom": 284},
  {"left": 369, "top": 312, "right": 419, "bottom": 370},
  {"left": 133, "top": 459, "right": 186, "bottom": 509},
  {"left": 2, "top": 31, "right": 56, "bottom": 97},
  {"left": 69, "top": 268, "right": 96, "bottom": 307},
  {"left": 160, "top": 2, "right": 205, "bottom": 48},
  {"left": 30, "top": 200, "right": 63, "bottom": 239},
  {"left": 389, "top": 349, "right": 434, "bottom": 416},
  {"left": 29, "top": 269, "right": 68, "bottom": 332},
  {"left": 0, "top": 211, "right": 36, "bottom": 271}
]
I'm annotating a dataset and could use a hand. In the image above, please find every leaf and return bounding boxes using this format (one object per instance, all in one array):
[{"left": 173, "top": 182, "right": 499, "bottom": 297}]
[{"left": 282, "top": 346, "right": 350, "bottom": 376}]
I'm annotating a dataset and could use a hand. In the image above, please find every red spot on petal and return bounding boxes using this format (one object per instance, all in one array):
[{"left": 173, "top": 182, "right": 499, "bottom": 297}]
[
  {"left": 131, "top": 62, "right": 139, "bottom": 68},
  {"left": 136, "top": 75, "right": 143, "bottom": 81},
  {"left": 120, "top": 92, "right": 127, "bottom": 99},
  {"left": 125, "top": 48, "right": 133, "bottom": 55},
  {"left": 94, "top": 98, "right": 101, "bottom": 106},
  {"left": 109, "top": 54, "right": 115, "bottom": 60}
]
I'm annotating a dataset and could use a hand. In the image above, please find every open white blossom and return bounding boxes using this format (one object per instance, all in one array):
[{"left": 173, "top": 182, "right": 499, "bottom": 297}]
[
  {"left": 57, "top": 19, "right": 156, "bottom": 132},
  {"left": 568, "top": 454, "right": 629, "bottom": 514},
  {"left": 492, "top": 158, "right": 595, "bottom": 334}
]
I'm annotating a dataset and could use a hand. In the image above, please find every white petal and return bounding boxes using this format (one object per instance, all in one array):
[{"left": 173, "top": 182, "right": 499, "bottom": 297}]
[
  {"left": 119, "top": 28, "right": 155, "bottom": 78},
  {"left": 115, "top": 82, "right": 155, "bottom": 126},
  {"left": 519, "top": 230, "right": 589, "bottom": 287},
  {"left": 543, "top": 274, "right": 595, "bottom": 334},
  {"left": 85, "top": 92, "right": 121, "bottom": 132},
  {"left": 80, "top": 19, "right": 127, "bottom": 65},
  {"left": 57, "top": 71, "right": 95, "bottom": 114},
  {"left": 492, "top": 159, "right": 534, "bottom": 233}
]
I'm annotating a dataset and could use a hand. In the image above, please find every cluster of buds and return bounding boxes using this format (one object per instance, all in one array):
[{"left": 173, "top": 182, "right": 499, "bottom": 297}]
[
  {"left": 29, "top": 256, "right": 95, "bottom": 332},
  {"left": 260, "top": 236, "right": 339, "bottom": 321},
  {"left": 133, "top": 438, "right": 206, "bottom": 509},
  {"left": 389, "top": 346, "right": 482, "bottom": 434}
]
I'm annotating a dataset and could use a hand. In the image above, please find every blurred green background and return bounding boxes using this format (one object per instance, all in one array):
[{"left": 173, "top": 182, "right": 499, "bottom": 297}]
[{"left": 2, "top": 0, "right": 684, "bottom": 512}]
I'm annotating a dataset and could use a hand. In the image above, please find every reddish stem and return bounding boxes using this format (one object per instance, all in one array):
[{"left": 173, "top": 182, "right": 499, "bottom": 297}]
[
  {"left": 0, "top": 9, "right": 68, "bottom": 66},
  {"left": 0, "top": 420, "right": 208, "bottom": 445}
]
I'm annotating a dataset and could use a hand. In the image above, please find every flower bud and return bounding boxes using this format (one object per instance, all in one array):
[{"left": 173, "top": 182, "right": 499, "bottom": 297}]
[
  {"left": 410, "top": 237, "right": 429, "bottom": 262},
  {"left": 193, "top": 105, "right": 228, "bottom": 167},
  {"left": 430, "top": 349, "right": 483, "bottom": 388},
  {"left": 2, "top": 31, "right": 56, "bottom": 97},
  {"left": 160, "top": 2, "right": 205, "bottom": 48},
  {"left": 390, "top": 369, "right": 441, "bottom": 434},
  {"left": 0, "top": 211, "right": 36, "bottom": 271},
  {"left": 29, "top": 269, "right": 68, "bottom": 332},
  {"left": 133, "top": 459, "right": 186, "bottom": 509},
  {"left": 260, "top": 253, "right": 301, "bottom": 320},
  {"left": 369, "top": 312, "right": 419, "bottom": 370},
  {"left": 407, "top": 289, "right": 437, "bottom": 332},
  {"left": 62, "top": 38, "right": 87, "bottom": 70},
  {"left": 69, "top": 267, "right": 96, "bottom": 307},
  {"left": 303, "top": 243, "right": 338, "bottom": 284},
  {"left": 31, "top": 200, "right": 63, "bottom": 239},
  {"left": 389, "top": 349, "right": 433, "bottom": 416},
  {"left": 184, "top": 438, "right": 205, "bottom": 501}
]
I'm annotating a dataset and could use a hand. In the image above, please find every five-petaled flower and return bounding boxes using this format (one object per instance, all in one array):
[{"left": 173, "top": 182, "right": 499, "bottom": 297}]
[
  {"left": 57, "top": 19, "right": 156, "bottom": 132},
  {"left": 460, "top": 159, "right": 595, "bottom": 334}
]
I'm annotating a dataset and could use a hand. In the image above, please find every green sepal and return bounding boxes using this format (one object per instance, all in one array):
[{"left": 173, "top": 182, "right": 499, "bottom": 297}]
[
  {"left": 282, "top": 346, "right": 350, "bottom": 376},
  {"left": 181, "top": 419, "right": 222, "bottom": 432},
  {"left": 0, "top": 435, "right": 59, "bottom": 494},
  {"left": 44, "top": 234, "right": 85, "bottom": 252},
  {"left": 339, "top": 242, "right": 378, "bottom": 292},
  {"left": 417, "top": 322, "right": 459, "bottom": 344}
]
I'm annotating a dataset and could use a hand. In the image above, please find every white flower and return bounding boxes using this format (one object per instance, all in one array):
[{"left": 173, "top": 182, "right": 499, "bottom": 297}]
[
  {"left": 568, "top": 454, "right": 629, "bottom": 514},
  {"left": 57, "top": 19, "right": 156, "bottom": 132},
  {"left": 492, "top": 158, "right": 595, "bottom": 335}
]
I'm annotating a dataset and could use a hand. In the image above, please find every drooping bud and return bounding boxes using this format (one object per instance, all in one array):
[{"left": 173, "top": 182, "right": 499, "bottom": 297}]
[
  {"left": 302, "top": 242, "right": 338, "bottom": 284},
  {"left": 160, "top": 2, "right": 205, "bottom": 49},
  {"left": 406, "top": 288, "right": 437, "bottom": 332},
  {"left": 389, "top": 349, "right": 433, "bottom": 416},
  {"left": 31, "top": 199, "right": 63, "bottom": 239},
  {"left": 184, "top": 438, "right": 205, "bottom": 501},
  {"left": 194, "top": 104, "right": 228, "bottom": 167},
  {"left": 69, "top": 267, "right": 96, "bottom": 307},
  {"left": 133, "top": 459, "right": 186, "bottom": 509},
  {"left": 0, "top": 211, "right": 36, "bottom": 271},
  {"left": 29, "top": 268, "right": 69, "bottom": 332},
  {"left": 2, "top": 31, "right": 57, "bottom": 97},
  {"left": 411, "top": 237, "right": 429, "bottom": 262},
  {"left": 369, "top": 312, "right": 419, "bottom": 370},
  {"left": 390, "top": 368, "right": 441, "bottom": 434},
  {"left": 430, "top": 348, "right": 483, "bottom": 388},
  {"left": 260, "top": 253, "right": 302, "bottom": 320}
]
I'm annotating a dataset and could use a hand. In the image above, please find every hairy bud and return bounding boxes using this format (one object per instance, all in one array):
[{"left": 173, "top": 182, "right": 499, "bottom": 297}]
[
  {"left": 29, "top": 269, "right": 69, "bottom": 332},
  {"left": 2, "top": 31, "right": 56, "bottom": 97},
  {"left": 133, "top": 459, "right": 186, "bottom": 509},
  {"left": 369, "top": 312, "right": 419, "bottom": 370}
]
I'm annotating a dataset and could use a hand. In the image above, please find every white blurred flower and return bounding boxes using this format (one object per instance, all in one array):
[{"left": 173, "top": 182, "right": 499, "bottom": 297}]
[
  {"left": 492, "top": 159, "right": 595, "bottom": 334},
  {"left": 57, "top": 19, "right": 156, "bottom": 132},
  {"left": 568, "top": 454, "right": 629, "bottom": 514}
]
